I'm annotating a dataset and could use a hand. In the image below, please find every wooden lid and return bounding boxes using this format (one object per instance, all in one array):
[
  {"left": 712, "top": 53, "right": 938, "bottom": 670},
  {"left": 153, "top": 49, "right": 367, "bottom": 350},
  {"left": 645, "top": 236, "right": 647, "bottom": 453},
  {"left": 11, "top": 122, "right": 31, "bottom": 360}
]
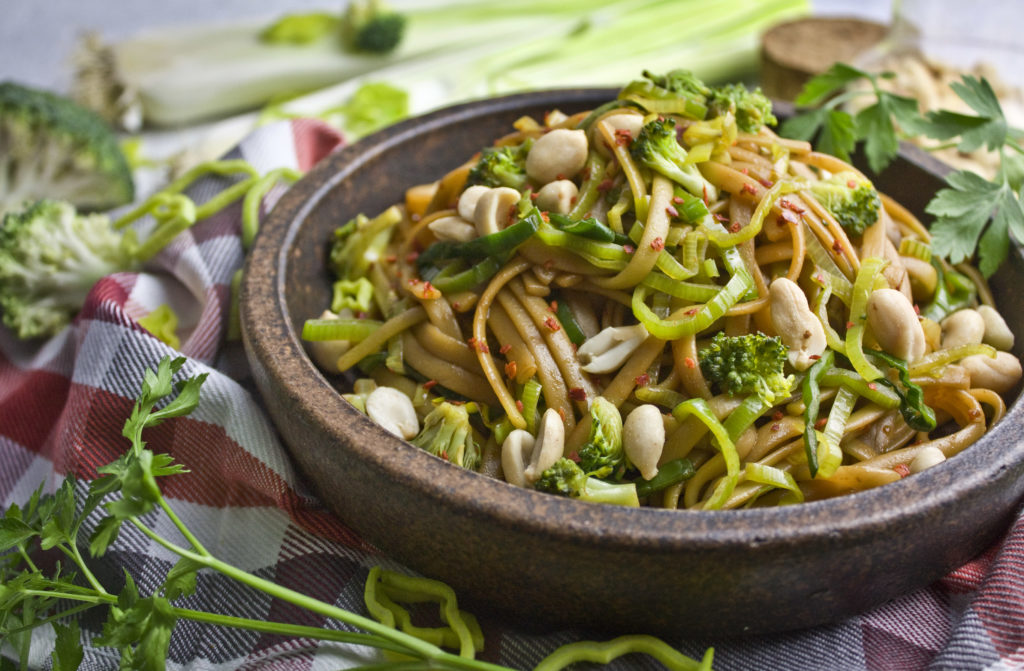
[{"left": 761, "top": 16, "right": 889, "bottom": 101}]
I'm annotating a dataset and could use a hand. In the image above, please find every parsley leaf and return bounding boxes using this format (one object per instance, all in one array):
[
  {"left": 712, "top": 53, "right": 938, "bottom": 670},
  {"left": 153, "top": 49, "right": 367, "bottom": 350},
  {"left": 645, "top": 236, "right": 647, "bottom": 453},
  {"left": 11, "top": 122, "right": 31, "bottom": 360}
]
[{"left": 921, "top": 75, "right": 1008, "bottom": 152}]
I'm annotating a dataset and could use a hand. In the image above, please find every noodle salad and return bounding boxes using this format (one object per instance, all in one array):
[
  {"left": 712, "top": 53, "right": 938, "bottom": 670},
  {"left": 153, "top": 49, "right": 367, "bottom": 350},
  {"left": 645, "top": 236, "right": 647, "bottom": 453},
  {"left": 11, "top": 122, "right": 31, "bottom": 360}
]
[{"left": 302, "top": 70, "right": 1022, "bottom": 511}]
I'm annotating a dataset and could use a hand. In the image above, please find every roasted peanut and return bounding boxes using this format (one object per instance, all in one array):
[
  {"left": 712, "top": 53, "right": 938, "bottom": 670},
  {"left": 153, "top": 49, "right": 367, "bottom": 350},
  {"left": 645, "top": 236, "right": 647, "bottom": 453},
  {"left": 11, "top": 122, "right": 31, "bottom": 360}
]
[
  {"left": 365, "top": 386, "right": 420, "bottom": 439},
  {"left": 977, "top": 305, "right": 1015, "bottom": 351},
  {"left": 525, "top": 128, "right": 588, "bottom": 184},
  {"left": 576, "top": 323, "right": 649, "bottom": 374},
  {"left": 500, "top": 429, "right": 536, "bottom": 488},
  {"left": 595, "top": 112, "right": 645, "bottom": 157},
  {"left": 427, "top": 215, "right": 477, "bottom": 242},
  {"left": 866, "top": 287, "right": 926, "bottom": 362},
  {"left": 472, "top": 186, "right": 521, "bottom": 236},
  {"left": 535, "top": 179, "right": 579, "bottom": 215},
  {"left": 940, "top": 309, "right": 986, "bottom": 350},
  {"left": 523, "top": 408, "right": 565, "bottom": 483},
  {"left": 961, "top": 351, "right": 1023, "bottom": 393},
  {"left": 768, "top": 277, "right": 826, "bottom": 370},
  {"left": 623, "top": 404, "right": 665, "bottom": 481},
  {"left": 457, "top": 184, "right": 490, "bottom": 221}
]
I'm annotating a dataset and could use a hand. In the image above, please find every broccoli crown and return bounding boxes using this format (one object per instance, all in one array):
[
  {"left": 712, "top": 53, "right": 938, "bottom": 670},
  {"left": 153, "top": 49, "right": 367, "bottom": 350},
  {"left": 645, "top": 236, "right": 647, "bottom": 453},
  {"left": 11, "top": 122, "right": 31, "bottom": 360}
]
[
  {"left": 809, "top": 172, "right": 882, "bottom": 236},
  {"left": 410, "top": 401, "right": 481, "bottom": 471},
  {"left": 0, "top": 199, "right": 132, "bottom": 339},
  {"left": 534, "top": 457, "right": 640, "bottom": 506},
  {"left": 699, "top": 332, "right": 795, "bottom": 405},
  {"left": 0, "top": 81, "right": 134, "bottom": 216},
  {"left": 706, "top": 83, "right": 776, "bottom": 134},
  {"left": 630, "top": 118, "right": 714, "bottom": 199},
  {"left": 641, "top": 69, "right": 711, "bottom": 100},
  {"left": 465, "top": 142, "right": 531, "bottom": 190},
  {"left": 575, "top": 396, "right": 625, "bottom": 478},
  {"left": 340, "top": 0, "right": 407, "bottom": 54},
  {"left": 533, "top": 457, "right": 589, "bottom": 498}
]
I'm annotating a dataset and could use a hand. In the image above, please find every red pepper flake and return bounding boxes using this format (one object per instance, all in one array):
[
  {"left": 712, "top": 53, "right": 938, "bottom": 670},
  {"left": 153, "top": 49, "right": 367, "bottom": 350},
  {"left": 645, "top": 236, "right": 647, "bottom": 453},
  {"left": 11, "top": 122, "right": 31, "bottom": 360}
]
[
  {"left": 685, "top": 308, "right": 699, "bottom": 316},
  {"left": 505, "top": 360, "right": 518, "bottom": 378},
  {"left": 439, "top": 452, "right": 450, "bottom": 461},
  {"left": 703, "top": 185, "right": 710, "bottom": 205},
  {"left": 814, "top": 417, "right": 828, "bottom": 430},
  {"left": 729, "top": 221, "right": 742, "bottom": 233},
  {"left": 499, "top": 343, "right": 512, "bottom": 354},
  {"left": 847, "top": 179, "right": 858, "bottom": 189},
  {"left": 570, "top": 196, "right": 578, "bottom": 205},
  {"left": 684, "top": 356, "right": 697, "bottom": 369},
  {"left": 969, "top": 407, "right": 984, "bottom": 421},
  {"left": 780, "top": 209, "right": 800, "bottom": 225},
  {"left": 650, "top": 237, "right": 665, "bottom": 251},
  {"left": 568, "top": 451, "right": 581, "bottom": 463},
  {"left": 540, "top": 211, "right": 550, "bottom": 222},
  {"left": 665, "top": 204, "right": 680, "bottom": 218},
  {"left": 556, "top": 173, "right": 566, "bottom": 181},
  {"left": 758, "top": 177, "right": 774, "bottom": 188},
  {"left": 623, "top": 244, "right": 636, "bottom": 254},
  {"left": 770, "top": 423, "right": 781, "bottom": 432},
  {"left": 741, "top": 182, "right": 757, "bottom": 196},
  {"left": 597, "top": 178, "right": 615, "bottom": 192},
  {"left": 530, "top": 191, "right": 539, "bottom": 200},
  {"left": 780, "top": 199, "right": 806, "bottom": 214},
  {"left": 740, "top": 167, "right": 749, "bottom": 175},
  {"left": 405, "top": 251, "right": 419, "bottom": 263},
  {"left": 832, "top": 239, "right": 844, "bottom": 253},
  {"left": 516, "top": 400, "right": 524, "bottom": 413},
  {"left": 467, "top": 336, "right": 477, "bottom": 348},
  {"left": 867, "top": 382, "right": 878, "bottom": 390},
  {"left": 672, "top": 195, "right": 685, "bottom": 204},
  {"left": 634, "top": 373, "right": 650, "bottom": 387},
  {"left": 614, "top": 128, "right": 633, "bottom": 145},
  {"left": 846, "top": 321, "right": 856, "bottom": 329},
  {"left": 558, "top": 407, "right": 567, "bottom": 422},
  {"left": 809, "top": 354, "right": 821, "bottom": 360},
  {"left": 384, "top": 254, "right": 398, "bottom": 263},
  {"left": 549, "top": 300, "right": 558, "bottom": 313},
  {"left": 894, "top": 463, "right": 911, "bottom": 478},
  {"left": 773, "top": 410, "right": 784, "bottom": 421},
  {"left": 543, "top": 316, "right": 561, "bottom": 332},
  {"left": 423, "top": 379, "right": 438, "bottom": 390},
  {"left": 569, "top": 387, "right": 587, "bottom": 401},
  {"left": 913, "top": 303, "right": 921, "bottom": 315},
  {"left": 714, "top": 213, "right": 730, "bottom": 223}
]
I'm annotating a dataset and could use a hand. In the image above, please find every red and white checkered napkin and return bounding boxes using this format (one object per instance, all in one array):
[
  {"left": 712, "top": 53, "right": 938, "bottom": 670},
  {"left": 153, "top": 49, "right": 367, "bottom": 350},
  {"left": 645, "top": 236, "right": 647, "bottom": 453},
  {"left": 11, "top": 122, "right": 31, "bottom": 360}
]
[{"left": 1, "top": 118, "right": 1022, "bottom": 671}]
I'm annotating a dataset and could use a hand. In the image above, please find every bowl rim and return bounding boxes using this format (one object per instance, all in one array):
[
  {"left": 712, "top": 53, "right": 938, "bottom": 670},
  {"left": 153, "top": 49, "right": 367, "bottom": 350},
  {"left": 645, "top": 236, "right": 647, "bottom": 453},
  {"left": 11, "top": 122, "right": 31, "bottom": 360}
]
[{"left": 242, "top": 86, "right": 1024, "bottom": 557}]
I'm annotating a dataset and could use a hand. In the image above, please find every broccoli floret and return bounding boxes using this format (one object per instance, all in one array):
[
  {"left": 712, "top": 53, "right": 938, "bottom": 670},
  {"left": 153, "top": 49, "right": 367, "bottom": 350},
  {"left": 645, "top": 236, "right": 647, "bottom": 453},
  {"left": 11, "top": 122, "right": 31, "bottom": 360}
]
[
  {"left": 0, "top": 200, "right": 133, "bottom": 338},
  {"left": 575, "top": 396, "right": 626, "bottom": 479},
  {"left": 533, "top": 458, "right": 639, "bottom": 507},
  {"left": 411, "top": 401, "right": 481, "bottom": 471},
  {"left": 706, "top": 83, "right": 776, "bottom": 134},
  {"left": 641, "top": 69, "right": 711, "bottom": 100},
  {"left": 465, "top": 141, "right": 531, "bottom": 190},
  {"left": 340, "top": 0, "right": 407, "bottom": 54},
  {"left": 630, "top": 117, "right": 717, "bottom": 201},
  {"left": 808, "top": 171, "right": 882, "bottom": 237},
  {"left": 0, "top": 81, "right": 134, "bottom": 217},
  {"left": 699, "top": 332, "right": 795, "bottom": 405}
]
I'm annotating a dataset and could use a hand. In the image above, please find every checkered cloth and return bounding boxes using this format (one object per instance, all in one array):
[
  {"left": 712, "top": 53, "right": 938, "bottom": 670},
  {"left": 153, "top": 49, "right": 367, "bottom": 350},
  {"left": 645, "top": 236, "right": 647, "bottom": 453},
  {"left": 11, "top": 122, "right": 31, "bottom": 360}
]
[{"left": 2, "top": 118, "right": 1023, "bottom": 671}]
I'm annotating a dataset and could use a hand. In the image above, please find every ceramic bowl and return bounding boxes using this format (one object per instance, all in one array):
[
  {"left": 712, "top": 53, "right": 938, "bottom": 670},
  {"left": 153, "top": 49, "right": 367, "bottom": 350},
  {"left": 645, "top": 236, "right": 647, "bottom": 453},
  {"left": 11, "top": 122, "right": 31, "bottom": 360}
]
[{"left": 241, "top": 88, "right": 1024, "bottom": 637}]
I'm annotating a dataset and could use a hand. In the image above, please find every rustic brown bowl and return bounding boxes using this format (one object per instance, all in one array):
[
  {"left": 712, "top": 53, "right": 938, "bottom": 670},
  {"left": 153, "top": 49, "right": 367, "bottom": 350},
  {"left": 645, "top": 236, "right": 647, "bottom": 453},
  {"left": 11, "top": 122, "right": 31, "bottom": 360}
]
[{"left": 241, "top": 88, "right": 1024, "bottom": 637}]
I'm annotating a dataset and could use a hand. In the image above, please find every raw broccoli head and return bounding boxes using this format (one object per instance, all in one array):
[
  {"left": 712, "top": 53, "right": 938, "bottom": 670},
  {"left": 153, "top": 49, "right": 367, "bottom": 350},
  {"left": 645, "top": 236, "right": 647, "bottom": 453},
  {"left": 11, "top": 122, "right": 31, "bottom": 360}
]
[
  {"left": 630, "top": 117, "right": 716, "bottom": 200},
  {"left": 809, "top": 171, "right": 882, "bottom": 237},
  {"left": 575, "top": 396, "right": 625, "bottom": 478},
  {"left": 465, "top": 141, "right": 531, "bottom": 190},
  {"left": 699, "top": 332, "right": 795, "bottom": 405},
  {"left": 706, "top": 83, "right": 776, "bottom": 133},
  {"left": 0, "top": 199, "right": 132, "bottom": 339},
  {"left": 641, "top": 69, "right": 711, "bottom": 100},
  {"left": 0, "top": 81, "right": 134, "bottom": 217},
  {"left": 410, "top": 401, "right": 481, "bottom": 471},
  {"left": 533, "top": 457, "right": 639, "bottom": 507},
  {"left": 340, "top": 0, "right": 407, "bottom": 54}
]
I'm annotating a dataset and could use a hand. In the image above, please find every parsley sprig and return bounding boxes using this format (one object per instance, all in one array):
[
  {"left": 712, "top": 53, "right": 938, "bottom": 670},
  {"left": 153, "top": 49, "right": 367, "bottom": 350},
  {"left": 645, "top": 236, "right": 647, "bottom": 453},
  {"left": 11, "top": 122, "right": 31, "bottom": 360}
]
[
  {"left": 0, "top": 356, "right": 712, "bottom": 671},
  {"left": 781, "top": 62, "right": 1024, "bottom": 277}
]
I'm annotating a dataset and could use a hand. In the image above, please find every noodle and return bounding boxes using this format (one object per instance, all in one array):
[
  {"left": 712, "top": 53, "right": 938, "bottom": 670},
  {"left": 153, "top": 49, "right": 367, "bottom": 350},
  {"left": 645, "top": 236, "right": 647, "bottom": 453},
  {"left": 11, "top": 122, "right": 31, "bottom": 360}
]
[{"left": 306, "top": 72, "right": 1022, "bottom": 511}]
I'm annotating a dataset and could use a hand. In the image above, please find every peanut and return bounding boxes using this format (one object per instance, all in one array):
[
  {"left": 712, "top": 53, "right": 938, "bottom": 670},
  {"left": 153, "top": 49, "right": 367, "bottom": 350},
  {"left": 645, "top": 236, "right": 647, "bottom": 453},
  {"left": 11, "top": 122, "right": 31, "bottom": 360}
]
[
  {"left": 961, "top": 351, "right": 1023, "bottom": 393},
  {"left": 525, "top": 128, "right": 588, "bottom": 184},
  {"left": 976, "top": 305, "right": 1015, "bottom": 351},
  {"left": 768, "top": 277, "right": 826, "bottom": 371},
  {"left": 535, "top": 179, "right": 579, "bottom": 215},
  {"left": 623, "top": 404, "right": 665, "bottom": 481},
  {"left": 365, "top": 386, "right": 420, "bottom": 439},
  {"left": 941, "top": 309, "right": 986, "bottom": 350},
  {"left": 866, "top": 288, "right": 926, "bottom": 362},
  {"left": 500, "top": 429, "right": 536, "bottom": 488},
  {"left": 523, "top": 408, "right": 565, "bottom": 484},
  {"left": 472, "top": 186, "right": 521, "bottom": 236}
]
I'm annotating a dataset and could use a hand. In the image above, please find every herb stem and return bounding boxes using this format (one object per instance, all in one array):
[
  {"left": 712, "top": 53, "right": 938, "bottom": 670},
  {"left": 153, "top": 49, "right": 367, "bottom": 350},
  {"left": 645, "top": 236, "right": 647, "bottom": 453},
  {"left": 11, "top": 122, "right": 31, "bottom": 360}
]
[
  {"left": 158, "top": 497, "right": 211, "bottom": 558},
  {"left": 66, "top": 542, "right": 110, "bottom": 595},
  {"left": 127, "top": 518, "right": 512, "bottom": 671}
]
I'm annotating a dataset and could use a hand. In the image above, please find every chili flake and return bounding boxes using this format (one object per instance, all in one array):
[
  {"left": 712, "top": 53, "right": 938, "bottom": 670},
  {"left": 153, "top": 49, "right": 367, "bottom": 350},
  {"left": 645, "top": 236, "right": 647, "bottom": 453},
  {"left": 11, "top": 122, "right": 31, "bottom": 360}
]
[
  {"left": 684, "top": 356, "right": 697, "bottom": 369},
  {"left": 814, "top": 417, "right": 827, "bottom": 430},
  {"left": 569, "top": 387, "right": 588, "bottom": 401},
  {"left": 499, "top": 343, "right": 512, "bottom": 354},
  {"left": 423, "top": 379, "right": 438, "bottom": 390},
  {"left": 741, "top": 182, "right": 757, "bottom": 196},
  {"left": 505, "top": 361, "right": 518, "bottom": 378},
  {"left": 543, "top": 316, "right": 561, "bottom": 332},
  {"left": 894, "top": 463, "right": 911, "bottom": 478},
  {"left": 516, "top": 400, "right": 524, "bottom": 413},
  {"left": 832, "top": 239, "right": 844, "bottom": 253},
  {"left": 650, "top": 237, "right": 665, "bottom": 251},
  {"left": 634, "top": 373, "right": 650, "bottom": 387},
  {"left": 623, "top": 244, "right": 636, "bottom": 254},
  {"left": 665, "top": 204, "right": 680, "bottom": 218},
  {"left": 597, "top": 178, "right": 615, "bottom": 192}
]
